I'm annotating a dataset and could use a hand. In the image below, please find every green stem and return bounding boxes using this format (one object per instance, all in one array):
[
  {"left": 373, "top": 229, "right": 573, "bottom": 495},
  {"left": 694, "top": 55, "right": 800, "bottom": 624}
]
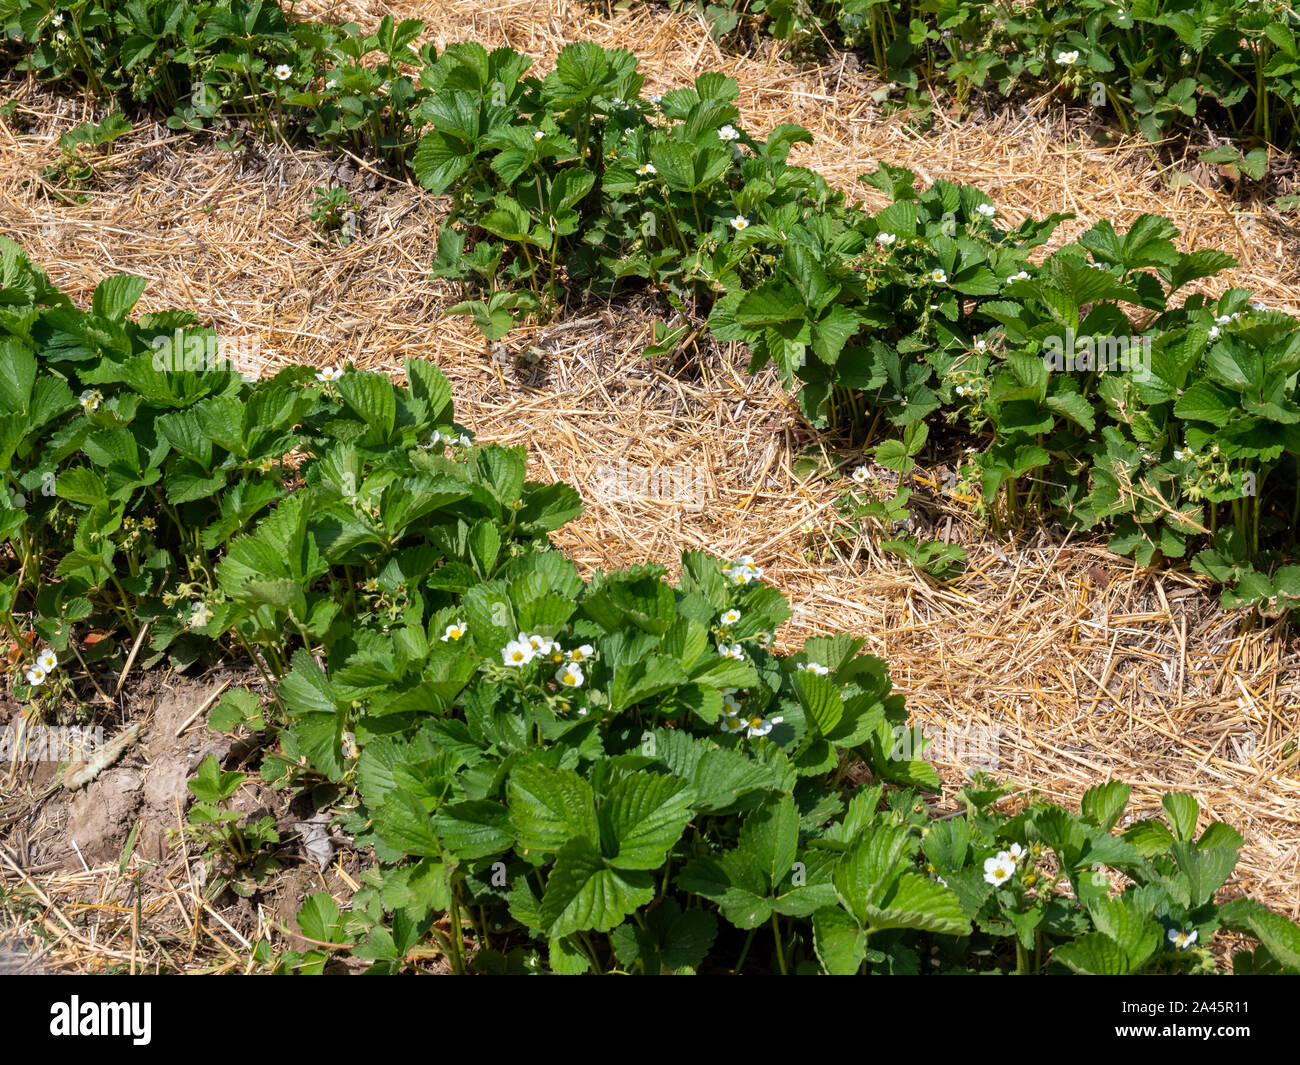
[
  {"left": 448, "top": 885, "right": 467, "bottom": 975},
  {"left": 734, "top": 926, "right": 757, "bottom": 974},
  {"left": 770, "top": 911, "right": 788, "bottom": 975}
]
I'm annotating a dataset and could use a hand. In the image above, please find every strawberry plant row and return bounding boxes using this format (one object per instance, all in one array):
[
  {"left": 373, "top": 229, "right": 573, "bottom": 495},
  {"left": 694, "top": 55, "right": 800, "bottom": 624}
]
[
  {"left": 4, "top": 6, "right": 1297, "bottom": 622},
  {"left": 648, "top": 0, "right": 1300, "bottom": 181}
]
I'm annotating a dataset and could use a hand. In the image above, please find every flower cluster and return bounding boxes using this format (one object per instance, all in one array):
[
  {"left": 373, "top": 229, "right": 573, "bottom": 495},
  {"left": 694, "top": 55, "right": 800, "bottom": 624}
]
[
  {"left": 24, "top": 647, "right": 60, "bottom": 688},
  {"left": 718, "top": 689, "right": 782, "bottom": 738},
  {"left": 500, "top": 631, "right": 594, "bottom": 682},
  {"left": 721, "top": 555, "right": 762, "bottom": 585}
]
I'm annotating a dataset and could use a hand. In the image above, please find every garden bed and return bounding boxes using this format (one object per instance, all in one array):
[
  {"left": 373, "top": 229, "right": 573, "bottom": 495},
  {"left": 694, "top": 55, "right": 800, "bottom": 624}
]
[{"left": 1, "top": 0, "right": 1298, "bottom": 974}]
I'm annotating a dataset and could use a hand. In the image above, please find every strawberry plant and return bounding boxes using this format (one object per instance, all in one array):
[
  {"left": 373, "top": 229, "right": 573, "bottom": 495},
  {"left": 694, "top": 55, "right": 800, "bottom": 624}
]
[{"left": 185, "top": 752, "right": 281, "bottom": 899}]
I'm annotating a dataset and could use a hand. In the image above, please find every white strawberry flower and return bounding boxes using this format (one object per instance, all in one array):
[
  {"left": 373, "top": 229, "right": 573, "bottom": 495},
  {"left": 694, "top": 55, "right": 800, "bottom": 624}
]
[
  {"left": 36, "top": 648, "right": 58, "bottom": 672},
  {"left": 636, "top": 163, "right": 656, "bottom": 176},
  {"left": 718, "top": 643, "right": 745, "bottom": 661},
  {"left": 1214, "top": 314, "right": 1232, "bottom": 325},
  {"left": 555, "top": 663, "right": 585, "bottom": 688},
  {"left": 274, "top": 64, "right": 292, "bottom": 82},
  {"left": 983, "top": 852, "right": 1016, "bottom": 886},
  {"left": 1088, "top": 262, "right": 1107, "bottom": 270},
  {"left": 502, "top": 639, "right": 535, "bottom": 667},
  {"left": 1056, "top": 50, "right": 1080, "bottom": 66},
  {"left": 798, "top": 661, "right": 829, "bottom": 675},
  {"left": 1007, "top": 842, "right": 1025, "bottom": 863},
  {"left": 720, "top": 609, "right": 741, "bottom": 626},
  {"left": 745, "top": 714, "right": 782, "bottom": 738},
  {"left": 1208, "top": 326, "right": 1221, "bottom": 340},
  {"left": 730, "top": 216, "right": 750, "bottom": 231},
  {"left": 25, "top": 666, "right": 47, "bottom": 687},
  {"left": 568, "top": 644, "right": 595, "bottom": 662},
  {"left": 1008, "top": 270, "right": 1030, "bottom": 282},
  {"left": 800, "top": 519, "right": 815, "bottom": 534},
  {"left": 55, "top": 30, "right": 67, "bottom": 43},
  {"left": 316, "top": 366, "right": 342, "bottom": 382},
  {"left": 722, "top": 555, "right": 762, "bottom": 585},
  {"left": 719, "top": 715, "right": 746, "bottom": 735},
  {"left": 1173, "top": 448, "right": 1190, "bottom": 461},
  {"left": 79, "top": 390, "right": 100, "bottom": 413},
  {"left": 648, "top": 93, "right": 662, "bottom": 104},
  {"left": 876, "top": 231, "right": 896, "bottom": 246},
  {"left": 533, "top": 130, "right": 545, "bottom": 141},
  {"left": 721, "top": 691, "right": 744, "bottom": 716},
  {"left": 976, "top": 203, "right": 996, "bottom": 218},
  {"left": 851, "top": 466, "right": 871, "bottom": 484},
  {"left": 929, "top": 268, "right": 948, "bottom": 284},
  {"left": 1249, "top": 301, "right": 1266, "bottom": 311},
  {"left": 974, "top": 338, "right": 987, "bottom": 349},
  {"left": 955, "top": 385, "right": 968, "bottom": 396},
  {"left": 718, "top": 124, "right": 739, "bottom": 142},
  {"left": 524, "top": 632, "right": 557, "bottom": 656},
  {"left": 188, "top": 602, "right": 212, "bottom": 629},
  {"left": 52, "top": 13, "right": 63, "bottom": 25},
  {"left": 1168, "top": 928, "right": 1197, "bottom": 950},
  {"left": 441, "top": 620, "right": 468, "bottom": 642}
]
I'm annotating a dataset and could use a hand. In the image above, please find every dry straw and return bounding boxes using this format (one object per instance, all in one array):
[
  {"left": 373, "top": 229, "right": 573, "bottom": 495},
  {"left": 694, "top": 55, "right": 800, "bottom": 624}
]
[{"left": 1, "top": 0, "right": 1297, "bottom": 971}]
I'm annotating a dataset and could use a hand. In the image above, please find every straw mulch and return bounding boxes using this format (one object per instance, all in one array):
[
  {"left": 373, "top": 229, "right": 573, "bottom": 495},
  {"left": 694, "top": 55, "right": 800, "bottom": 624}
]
[{"left": 1, "top": 0, "right": 1297, "bottom": 972}]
